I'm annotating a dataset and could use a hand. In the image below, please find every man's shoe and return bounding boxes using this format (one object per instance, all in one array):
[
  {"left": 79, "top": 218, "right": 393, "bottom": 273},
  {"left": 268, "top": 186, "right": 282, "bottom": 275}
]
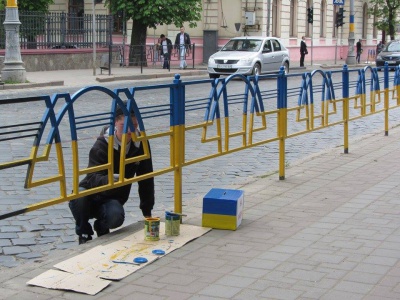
[
  {"left": 79, "top": 234, "right": 92, "bottom": 245},
  {"left": 94, "top": 220, "right": 110, "bottom": 237}
]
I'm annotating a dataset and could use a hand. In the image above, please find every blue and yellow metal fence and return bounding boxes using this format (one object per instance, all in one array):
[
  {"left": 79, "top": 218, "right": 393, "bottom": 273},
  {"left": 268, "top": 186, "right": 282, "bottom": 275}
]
[{"left": 0, "top": 63, "right": 399, "bottom": 220}]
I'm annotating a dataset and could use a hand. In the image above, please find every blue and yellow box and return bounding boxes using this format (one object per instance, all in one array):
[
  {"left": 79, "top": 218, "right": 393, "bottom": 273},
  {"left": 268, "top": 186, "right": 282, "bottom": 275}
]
[{"left": 202, "top": 188, "right": 244, "bottom": 230}]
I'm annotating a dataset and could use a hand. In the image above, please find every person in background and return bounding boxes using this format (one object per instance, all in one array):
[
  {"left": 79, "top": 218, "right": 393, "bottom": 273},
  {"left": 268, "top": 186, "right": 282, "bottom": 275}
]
[
  {"left": 153, "top": 36, "right": 162, "bottom": 65},
  {"left": 300, "top": 36, "right": 307, "bottom": 67},
  {"left": 174, "top": 26, "right": 191, "bottom": 69},
  {"left": 356, "top": 39, "right": 362, "bottom": 63},
  {"left": 160, "top": 34, "right": 172, "bottom": 69},
  {"left": 69, "top": 101, "right": 155, "bottom": 244},
  {"left": 376, "top": 40, "right": 383, "bottom": 55}
]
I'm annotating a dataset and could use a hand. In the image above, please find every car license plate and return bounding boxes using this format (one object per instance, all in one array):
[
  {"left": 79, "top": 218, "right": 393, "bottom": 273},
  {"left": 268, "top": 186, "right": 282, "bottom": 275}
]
[
  {"left": 217, "top": 64, "right": 232, "bottom": 69},
  {"left": 387, "top": 61, "right": 396, "bottom": 64}
]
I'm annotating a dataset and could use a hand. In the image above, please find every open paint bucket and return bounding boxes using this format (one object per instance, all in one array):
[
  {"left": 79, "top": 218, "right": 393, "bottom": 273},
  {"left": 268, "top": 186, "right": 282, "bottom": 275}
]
[
  {"left": 144, "top": 217, "right": 160, "bottom": 241},
  {"left": 165, "top": 211, "right": 181, "bottom": 236}
]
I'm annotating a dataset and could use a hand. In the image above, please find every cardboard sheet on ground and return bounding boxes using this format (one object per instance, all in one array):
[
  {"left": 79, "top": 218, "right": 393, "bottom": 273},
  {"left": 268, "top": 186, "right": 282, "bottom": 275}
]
[
  {"left": 26, "top": 269, "right": 110, "bottom": 295},
  {"left": 27, "top": 223, "right": 211, "bottom": 295}
]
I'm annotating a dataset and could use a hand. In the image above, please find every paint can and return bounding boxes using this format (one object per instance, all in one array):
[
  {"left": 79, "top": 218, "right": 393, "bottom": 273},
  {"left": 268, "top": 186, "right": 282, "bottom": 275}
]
[
  {"left": 144, "top": 217, "right": 160, "bottom": 241},
  {"left": 165, "top": 212, "right": 181, "bottom": 236}
]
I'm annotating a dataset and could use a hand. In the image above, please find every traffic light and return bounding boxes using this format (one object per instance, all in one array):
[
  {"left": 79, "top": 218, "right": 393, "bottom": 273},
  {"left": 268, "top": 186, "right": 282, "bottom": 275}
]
[
  {"left": 307, "top": 7, "right": 313, "bottom": 24},
  {"left": 336, "top": 7, "right": 345, "bottom": 27}
]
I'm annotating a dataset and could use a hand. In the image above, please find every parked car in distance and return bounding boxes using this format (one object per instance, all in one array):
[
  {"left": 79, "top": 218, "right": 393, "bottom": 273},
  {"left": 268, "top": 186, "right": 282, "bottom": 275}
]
[
  {"left": 207, "top": 36, "right": 290, "bottom": 79},
  {"left": 375, "top": 40, "right": 400, "bottom": 68}
]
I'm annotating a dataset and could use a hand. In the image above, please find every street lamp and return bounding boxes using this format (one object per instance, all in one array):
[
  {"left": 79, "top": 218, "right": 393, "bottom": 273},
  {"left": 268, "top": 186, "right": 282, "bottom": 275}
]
[
  {"left": 1, "top": 0, "right": 26, "bottom": 83},
  {"left": 346, "top": 0, "right": 356, "bottom": 64}
]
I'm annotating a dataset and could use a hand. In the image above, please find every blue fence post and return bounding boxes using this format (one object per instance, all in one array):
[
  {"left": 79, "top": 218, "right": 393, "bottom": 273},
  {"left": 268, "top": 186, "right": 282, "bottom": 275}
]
[
  {"left": 171, "top": 74, "right": 185, "bottom": 214},
  {"left": 342, "top": 64, "right": 350, "bottom": 153},
  {"left": 141, "top": 44, "right": 144, "bottom": 74},
  {"left": 384, "top": 62, "right": 390, "bottom": 136},
  {"left": 192, "top": 43, "right": 195, "bottom": 69},
  {"left": 278, "top": 66, "right": 288, "bottom": 180}
]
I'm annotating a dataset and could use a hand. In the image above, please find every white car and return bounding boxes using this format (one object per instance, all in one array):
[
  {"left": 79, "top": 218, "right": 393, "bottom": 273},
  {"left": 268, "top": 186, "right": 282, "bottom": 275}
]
[{"left": 207, "top": 36, "right": 290, "bottom": 78}]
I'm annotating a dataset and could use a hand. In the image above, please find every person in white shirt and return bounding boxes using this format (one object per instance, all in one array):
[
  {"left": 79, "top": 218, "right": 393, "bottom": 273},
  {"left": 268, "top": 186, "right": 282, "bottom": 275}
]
[{"left": 174, "top": 26, "right": 191, "bottom": 69}]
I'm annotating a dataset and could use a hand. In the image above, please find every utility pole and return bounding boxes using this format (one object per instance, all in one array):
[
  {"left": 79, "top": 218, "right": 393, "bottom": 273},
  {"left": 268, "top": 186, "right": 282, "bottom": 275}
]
[
  {"left": 266, "top": 0, "right": 271, "bottom": 36},
  {"left": 1, "top": 0, "right": 26, "bottom": 83},
  {"left": 307, "top": 7, "right": 314, "bottom": 66},
  {"left": 345, "top": 0, "right": 356, "bottom": 65},
  {"left": 92, "top": 0, "right": 96, "bottom": 76}
]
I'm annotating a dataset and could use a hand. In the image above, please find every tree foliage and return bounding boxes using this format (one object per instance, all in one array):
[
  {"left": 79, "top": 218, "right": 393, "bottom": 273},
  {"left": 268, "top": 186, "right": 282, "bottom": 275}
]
[
  {"left": 104, "top": 0, "right": 202, "bottom": 64},
  {"left": 368, "top": 0, "right": 400, "bottom": 41},
  {"left": 0, "top": 0, "right": 54, "bottom": 11}
]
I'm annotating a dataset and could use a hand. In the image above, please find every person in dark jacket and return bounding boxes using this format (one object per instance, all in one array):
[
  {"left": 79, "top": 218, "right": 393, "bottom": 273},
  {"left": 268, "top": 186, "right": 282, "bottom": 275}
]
[
  {"left": 356, "top": 39, "right": 362, "bottom": 63},
  {"left": 160, "top": 34, "right": 173, "bottom": 69},
  {"left": 69, "top": 101, "right": 155, "bottom": 244},
  {"left": 174, "top": 26, "right": 191, "bottom": 69},
  {"left": 300, "top": 36, "right": 307, "bottom": 67}
]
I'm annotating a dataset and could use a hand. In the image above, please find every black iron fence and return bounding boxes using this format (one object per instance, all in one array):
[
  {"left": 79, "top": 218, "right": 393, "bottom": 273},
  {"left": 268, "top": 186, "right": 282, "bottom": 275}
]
[
  {"left": 103, "top": 44, "right": 196, "bottom": 73},
  {"left": 0, "top": 11, "right": 112, "bottom": 49}
]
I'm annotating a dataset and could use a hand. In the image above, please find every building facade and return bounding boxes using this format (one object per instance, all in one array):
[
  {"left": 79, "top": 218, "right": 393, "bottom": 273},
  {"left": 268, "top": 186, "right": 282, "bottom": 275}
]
[{"left": 49, "top": 0, "right": 394, "bottom": 65}]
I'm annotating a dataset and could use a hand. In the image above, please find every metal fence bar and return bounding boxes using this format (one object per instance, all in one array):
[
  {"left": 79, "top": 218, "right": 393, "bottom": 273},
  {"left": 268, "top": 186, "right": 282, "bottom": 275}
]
[
  {"left": 0, "top": 64, "right": 399, "bottom": 220},
  {"left": 109, "top": 44, "right": 196, "bottom": 71},
  {"left": 0, "top": 10, "right": 112, "bottom": 49}
]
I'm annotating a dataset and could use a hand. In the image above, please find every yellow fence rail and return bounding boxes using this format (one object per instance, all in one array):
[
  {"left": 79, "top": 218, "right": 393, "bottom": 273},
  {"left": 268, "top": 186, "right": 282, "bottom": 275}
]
[{"left": 0, "top": 64, "right": 399, "bottom": 220}]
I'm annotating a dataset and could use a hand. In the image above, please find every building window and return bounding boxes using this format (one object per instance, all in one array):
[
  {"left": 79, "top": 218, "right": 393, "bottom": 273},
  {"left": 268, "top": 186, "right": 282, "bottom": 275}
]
[
  {"left": 289, "top": 0, "right": 298, "bottom": 37},
  {"left": 320, "top": 0, "right": 326, "bottom": 37},
  {"left": 113, "top": 10, "right": 124, "bottom": 34},
  {"left": 68, "top": 0, "right": 84, "bottom": 31},
  {"left": 107, "top": 0, "right": 125, "bottom": 34}
]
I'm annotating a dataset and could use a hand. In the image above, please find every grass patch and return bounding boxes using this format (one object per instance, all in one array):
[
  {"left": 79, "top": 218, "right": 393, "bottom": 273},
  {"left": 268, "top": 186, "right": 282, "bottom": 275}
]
[{"left": 4, "top": 79, "right": 30, "bottom": 84}]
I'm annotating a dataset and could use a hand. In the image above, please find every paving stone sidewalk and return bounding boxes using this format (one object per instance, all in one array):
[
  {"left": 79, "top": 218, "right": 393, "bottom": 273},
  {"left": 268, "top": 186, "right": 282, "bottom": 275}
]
[{"left": 1, "top": 123, "right": 399, "bottom": 299}]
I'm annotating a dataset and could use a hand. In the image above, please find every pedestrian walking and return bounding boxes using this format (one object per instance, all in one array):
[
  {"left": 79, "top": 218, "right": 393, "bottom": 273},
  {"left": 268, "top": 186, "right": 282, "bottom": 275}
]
[
  {"left": 300, "top": 36, "right": 308, "bottom": 67},
  {"left": 160, "top": 34, "right": 172, "bottom": 69},
  {"left": 356, "top": 39, "right": 362, "bottom": 63},
  {"left": 376, "top": 40, "right": 383, "bottom": 54},
  {"left": 174, "top": 26, "right": 191, "bottom": 69},
  {"left": 69, "top": 101, "right": 155, "bottom": 245}
]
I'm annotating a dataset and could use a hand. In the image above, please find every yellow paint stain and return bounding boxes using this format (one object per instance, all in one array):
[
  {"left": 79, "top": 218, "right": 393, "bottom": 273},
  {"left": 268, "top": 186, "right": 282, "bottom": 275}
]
[{"left": 109, "top": 244, "right": 149, "bottom": 261}]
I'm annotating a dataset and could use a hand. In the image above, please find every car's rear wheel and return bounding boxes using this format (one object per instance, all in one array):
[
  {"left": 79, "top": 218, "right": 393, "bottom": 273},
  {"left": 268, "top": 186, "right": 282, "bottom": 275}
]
[
  {"left": 252, "top": 63, "right": 261, "bottom": 76},
  {"left": 209, "top": 74, "right": 220, "bottom": 79},
  {"left": 283, "top": 62, "right": 289, "bottom": 75}
]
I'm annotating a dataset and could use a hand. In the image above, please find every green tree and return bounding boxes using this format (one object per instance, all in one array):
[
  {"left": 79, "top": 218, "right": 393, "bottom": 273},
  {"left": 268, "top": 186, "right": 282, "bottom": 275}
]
[
  {"left": 104, "top": 0, "right": 202, "bottom": 65},
  {"left": 368, "top": 0, "right": 400, "bottom": 41}
]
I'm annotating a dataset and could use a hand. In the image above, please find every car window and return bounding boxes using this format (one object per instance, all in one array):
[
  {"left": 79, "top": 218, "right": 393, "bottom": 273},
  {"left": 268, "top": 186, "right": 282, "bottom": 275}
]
[
  {"left": 263, "top": 40, "right": 272, "bottom": 52},
  {"left": 271, "top": 39, "right": 282, "bottom": 52},
  {"left": 221, "top": 40, "right": 237, "bottom": 51},
  {"left": 386, "top": 43, "right": 400, "bottom": 52},
  {"left": 221, "top": 39, "right": 261, "bottom": 52}
]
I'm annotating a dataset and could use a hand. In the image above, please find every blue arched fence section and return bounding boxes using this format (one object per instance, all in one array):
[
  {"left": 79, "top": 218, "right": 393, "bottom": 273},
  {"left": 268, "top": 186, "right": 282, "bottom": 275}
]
[{"left": 0, "top": 64, "right": 399, "bottom": 220}]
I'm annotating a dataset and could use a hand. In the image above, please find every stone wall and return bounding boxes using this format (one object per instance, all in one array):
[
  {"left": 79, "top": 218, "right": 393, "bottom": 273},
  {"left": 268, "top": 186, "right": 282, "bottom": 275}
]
[{"left": 0, "top": 48, "right": 109, "bottom": 72}]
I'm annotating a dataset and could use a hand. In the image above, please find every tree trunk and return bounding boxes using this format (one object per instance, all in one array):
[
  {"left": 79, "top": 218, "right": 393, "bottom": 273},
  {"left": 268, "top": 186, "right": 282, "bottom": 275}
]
[
  {"left": 129, "top": 20, "right": 148, "bottom": 66},
  {"left": 388, "top": 10, "right": 395, "bottom": 41}
]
